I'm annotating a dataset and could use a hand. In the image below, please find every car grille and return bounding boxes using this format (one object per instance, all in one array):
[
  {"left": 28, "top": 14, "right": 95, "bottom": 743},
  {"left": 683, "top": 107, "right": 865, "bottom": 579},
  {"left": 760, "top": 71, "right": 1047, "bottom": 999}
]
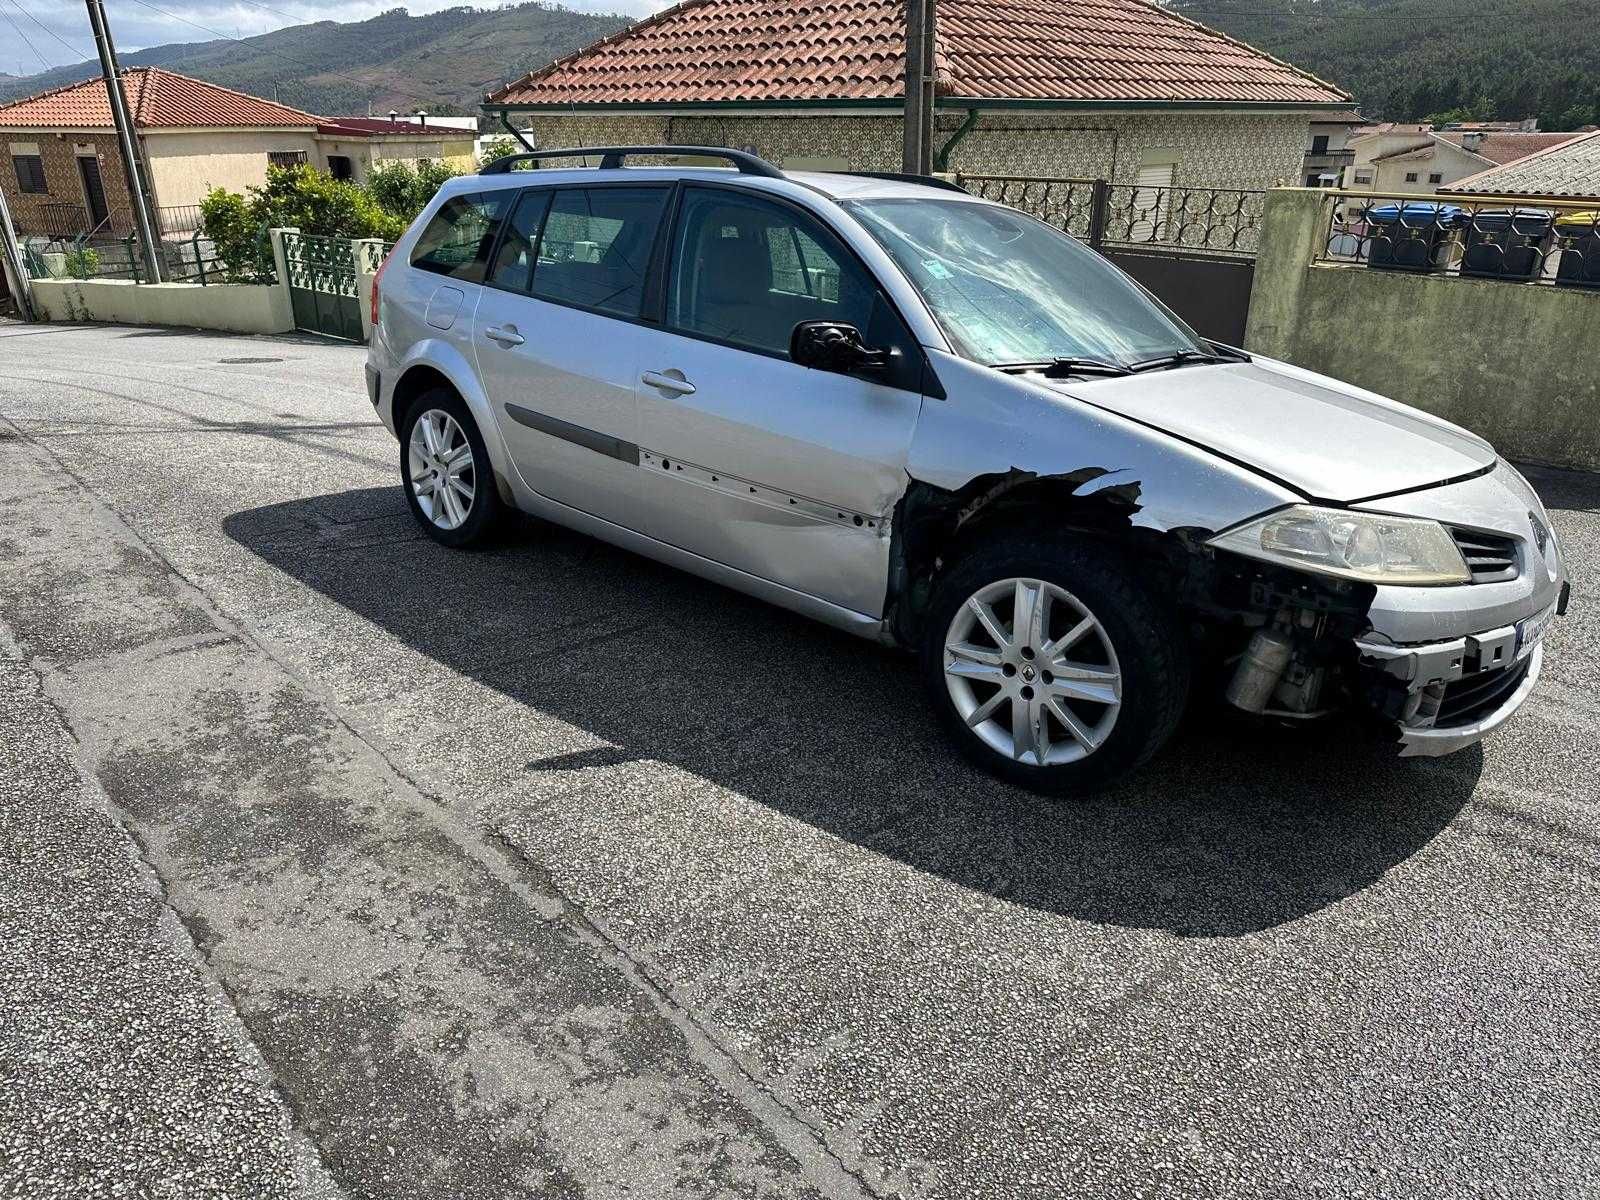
[
  {"left": 1435, "top": 657, "right": 1532, "bottom": 728},
  {"left": 1451, "top": 528, "right": 1519, "bottom": 583}
]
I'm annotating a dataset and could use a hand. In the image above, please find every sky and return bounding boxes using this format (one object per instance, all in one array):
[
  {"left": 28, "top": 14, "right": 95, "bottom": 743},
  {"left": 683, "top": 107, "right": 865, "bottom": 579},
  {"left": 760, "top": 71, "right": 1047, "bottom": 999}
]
[{"left": 0, "top": 0, "right": 675, "bottom": 78}]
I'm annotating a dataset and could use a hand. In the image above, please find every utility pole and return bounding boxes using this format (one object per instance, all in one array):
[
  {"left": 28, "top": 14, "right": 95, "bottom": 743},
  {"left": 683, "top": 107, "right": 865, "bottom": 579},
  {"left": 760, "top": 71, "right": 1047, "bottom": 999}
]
[
  {"left": 83, "top": 0, "right": 163, "bottom": 282},
  {"left": 0, "top": 184, "right": 36, "bottom": 321},
  {"left": 901, "top": 0, "right": 937, "bottom": 175}
]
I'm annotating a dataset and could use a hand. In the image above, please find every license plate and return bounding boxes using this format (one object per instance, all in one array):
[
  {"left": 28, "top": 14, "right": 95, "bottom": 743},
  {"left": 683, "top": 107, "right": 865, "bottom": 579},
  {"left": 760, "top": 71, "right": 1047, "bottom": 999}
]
[{"left": 1516, "top": 603, "right": 1557, "bottom": 662}]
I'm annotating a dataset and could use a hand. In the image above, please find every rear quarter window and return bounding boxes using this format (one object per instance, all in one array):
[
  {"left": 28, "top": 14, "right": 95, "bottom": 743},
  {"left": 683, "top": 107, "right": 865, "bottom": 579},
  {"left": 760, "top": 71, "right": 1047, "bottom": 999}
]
[{"left": 410, "top": 191, "right": 513, "bottom": 284}]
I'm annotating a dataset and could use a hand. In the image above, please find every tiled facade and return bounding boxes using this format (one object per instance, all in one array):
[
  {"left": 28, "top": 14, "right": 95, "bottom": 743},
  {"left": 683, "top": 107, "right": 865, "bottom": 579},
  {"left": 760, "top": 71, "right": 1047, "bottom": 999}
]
[
  {"left": 3, "top": 132, "right": 134, "bottom": 237},
  {"left": 518, "top": 108, "right": 1312, "bottom": 191}
]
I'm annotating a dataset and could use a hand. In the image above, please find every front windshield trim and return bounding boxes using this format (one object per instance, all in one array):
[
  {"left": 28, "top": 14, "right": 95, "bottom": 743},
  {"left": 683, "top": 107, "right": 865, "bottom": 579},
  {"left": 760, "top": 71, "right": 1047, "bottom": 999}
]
[{"left": 843, "top": 196, "right": 1208, "bottom": 371}]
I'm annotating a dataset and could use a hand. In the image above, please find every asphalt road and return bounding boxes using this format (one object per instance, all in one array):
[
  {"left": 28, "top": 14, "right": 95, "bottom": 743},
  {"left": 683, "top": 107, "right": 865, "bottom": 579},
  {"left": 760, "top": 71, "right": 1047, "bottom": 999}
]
[{"left": 0, "top": 320, "right": 1596, "bottom": 1200}]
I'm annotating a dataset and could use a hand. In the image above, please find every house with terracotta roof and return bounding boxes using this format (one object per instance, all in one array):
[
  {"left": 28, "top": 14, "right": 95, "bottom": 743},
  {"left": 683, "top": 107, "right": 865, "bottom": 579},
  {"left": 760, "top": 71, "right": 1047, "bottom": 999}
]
[
  {"left": 484, "top": 0, "right": 1352, "bottom": 192},
  {"left": 1442, "top": 130, "right": 1600, "bottom": 200},
  {"left": 0, "top": 69, "right": 474, "bottom": 240},
  {"left": 1340, "top": 124, "right": 1585, "bottom": 199}
]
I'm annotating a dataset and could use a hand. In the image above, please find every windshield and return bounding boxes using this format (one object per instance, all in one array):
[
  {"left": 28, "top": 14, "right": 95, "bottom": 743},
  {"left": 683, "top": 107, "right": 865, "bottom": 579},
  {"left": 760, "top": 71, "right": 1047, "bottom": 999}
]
[{"left": 847, "top": 198, "right": 1208, "bottom": 369}]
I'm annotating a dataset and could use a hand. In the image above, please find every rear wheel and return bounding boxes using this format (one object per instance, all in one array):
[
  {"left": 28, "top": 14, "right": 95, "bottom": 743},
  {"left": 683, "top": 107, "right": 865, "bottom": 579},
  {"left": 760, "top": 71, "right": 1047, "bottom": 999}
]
[
  {"left": 920, "top": 537, "right": 1189, "bottom": 794},
  {"left": 400, "top": 389, "right": 503, "bottom": 548}
]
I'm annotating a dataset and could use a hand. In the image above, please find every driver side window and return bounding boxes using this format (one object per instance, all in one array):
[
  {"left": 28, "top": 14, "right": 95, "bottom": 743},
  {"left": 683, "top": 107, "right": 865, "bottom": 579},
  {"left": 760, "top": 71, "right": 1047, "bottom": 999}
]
[{"left": 667, "top": 187, "right": 890, "bottom": 359}]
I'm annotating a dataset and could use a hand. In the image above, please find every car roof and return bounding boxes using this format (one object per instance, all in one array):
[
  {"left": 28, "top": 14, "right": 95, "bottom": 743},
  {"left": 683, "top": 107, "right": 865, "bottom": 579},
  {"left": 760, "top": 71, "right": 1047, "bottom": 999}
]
[{"left": 445, "top": 165, "right": 985, "bottom": 206}]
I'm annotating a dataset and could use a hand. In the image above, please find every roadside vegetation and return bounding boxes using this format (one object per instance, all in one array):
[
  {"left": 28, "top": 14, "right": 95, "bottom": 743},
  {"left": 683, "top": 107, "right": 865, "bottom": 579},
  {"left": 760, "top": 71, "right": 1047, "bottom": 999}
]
[{"left": 199, "top": 159, "right": 463, "bottom": 281}]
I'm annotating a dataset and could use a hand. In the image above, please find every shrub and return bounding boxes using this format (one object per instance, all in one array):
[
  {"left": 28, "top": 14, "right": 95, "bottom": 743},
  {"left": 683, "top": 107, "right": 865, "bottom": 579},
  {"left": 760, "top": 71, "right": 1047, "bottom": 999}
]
[
  {"left": 365, "top": 158, "right": 462, "bottom": 224},
  {"left": 248, "top": 164, "right": 404, "bottom": 240},
  {"left": 64, "top": 245, "right": 100, "bottom": 280},
  {"left": 199, "top": 187, "right": 273, "bottom": 282},
  {"left": 480, "top": 138, "right": 521, "bottom": 165}
]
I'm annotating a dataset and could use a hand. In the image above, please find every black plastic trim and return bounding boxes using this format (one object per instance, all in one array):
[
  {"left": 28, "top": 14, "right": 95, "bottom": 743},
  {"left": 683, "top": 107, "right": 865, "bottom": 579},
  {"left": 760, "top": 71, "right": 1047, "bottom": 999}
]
[{"left": 504, "top": 403, "right": 640, "bottom": 465}]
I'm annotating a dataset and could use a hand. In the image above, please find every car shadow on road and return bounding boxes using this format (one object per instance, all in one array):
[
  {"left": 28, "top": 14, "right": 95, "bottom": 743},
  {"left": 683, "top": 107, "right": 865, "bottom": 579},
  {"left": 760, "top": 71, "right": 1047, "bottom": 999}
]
[{"left": 225, "top": 488, "right": 1483, "bottom": 936}]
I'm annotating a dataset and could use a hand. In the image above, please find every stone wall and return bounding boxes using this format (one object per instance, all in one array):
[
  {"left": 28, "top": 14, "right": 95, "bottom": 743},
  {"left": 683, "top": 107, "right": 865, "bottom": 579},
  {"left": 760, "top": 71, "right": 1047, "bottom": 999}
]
[{"left": 515, "top": 108, "right": 1311, "bottom": 190}]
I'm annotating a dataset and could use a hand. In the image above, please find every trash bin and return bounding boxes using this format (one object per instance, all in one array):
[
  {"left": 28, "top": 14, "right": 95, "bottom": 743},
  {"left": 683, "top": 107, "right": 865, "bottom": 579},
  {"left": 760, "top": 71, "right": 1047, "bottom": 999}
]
[
  {"left": 1554, "top": 210, "right": 1600, "bottom": 289},
  {"left": 1364, "top": 202, "right": 1462, "bottom": 272},
  {"left": 1460, "top": 207, "right": 1555, "bottom": 280}
]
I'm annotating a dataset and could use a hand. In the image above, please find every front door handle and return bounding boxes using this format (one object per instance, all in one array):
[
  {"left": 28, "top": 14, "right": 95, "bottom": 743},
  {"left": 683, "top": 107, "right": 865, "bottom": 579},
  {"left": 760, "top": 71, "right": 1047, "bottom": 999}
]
[
  {"left": 484, "top": 325, "right": 525, "bottom": 347},
  {"left": 642, "top": 370, "right": 696, "bottom": 397}
]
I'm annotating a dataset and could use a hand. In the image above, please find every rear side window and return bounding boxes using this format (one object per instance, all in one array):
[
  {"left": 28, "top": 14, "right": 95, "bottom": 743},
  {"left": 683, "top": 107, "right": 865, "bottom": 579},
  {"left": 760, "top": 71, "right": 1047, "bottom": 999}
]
[
  {"left": 487, "top": 190, "right": 552, "bottom": 293},
  {"left": 410, "top": 191, "right": 512, "bottom": 284},
  {"left": 531, "top": 187, "right": 669, "bottom": 318}
]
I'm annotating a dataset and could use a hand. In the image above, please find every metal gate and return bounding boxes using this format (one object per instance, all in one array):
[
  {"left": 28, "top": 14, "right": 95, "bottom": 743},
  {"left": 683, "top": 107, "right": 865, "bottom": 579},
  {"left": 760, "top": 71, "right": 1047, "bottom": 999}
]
[
  {"left": 283, "top": 232, "right": 363, "bottom": 341},
  {"left": 961, "top": 176, "right": 1263, "bottom": 346}
]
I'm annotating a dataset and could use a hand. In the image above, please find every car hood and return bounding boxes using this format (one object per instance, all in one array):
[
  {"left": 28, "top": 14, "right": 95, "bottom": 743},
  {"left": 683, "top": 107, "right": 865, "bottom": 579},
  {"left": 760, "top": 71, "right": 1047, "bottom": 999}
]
[{"left": 1058, "top": 358, "right": 1496, "bottom": 503}]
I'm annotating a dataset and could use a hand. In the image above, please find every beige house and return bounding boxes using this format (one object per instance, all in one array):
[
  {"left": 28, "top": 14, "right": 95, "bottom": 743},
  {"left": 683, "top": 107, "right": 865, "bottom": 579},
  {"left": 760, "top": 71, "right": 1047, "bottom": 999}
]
[
  {"left": 1340, "top": 124, "right": 1585, "bottom": 199},
  {"left": 0, "top": 69, "right": 474, "bottom": 238},
  {"left": 485, "top": 0, "right": 1352, "bottom": 194}
]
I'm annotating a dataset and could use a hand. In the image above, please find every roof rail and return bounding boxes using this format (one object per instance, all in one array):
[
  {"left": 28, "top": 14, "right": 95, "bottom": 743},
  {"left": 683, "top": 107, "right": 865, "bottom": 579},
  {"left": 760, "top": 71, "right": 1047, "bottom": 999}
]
[
  {"left": 838, "top": 171, "right": 970, "bottom": 194},
  {"left": 479, "top": 145, "right": 785, "bottom": 178}
]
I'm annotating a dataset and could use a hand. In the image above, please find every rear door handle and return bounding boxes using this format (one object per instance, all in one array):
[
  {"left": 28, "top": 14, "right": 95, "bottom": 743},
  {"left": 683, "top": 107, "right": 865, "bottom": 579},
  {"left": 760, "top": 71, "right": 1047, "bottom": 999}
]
[
  {"left": 642, "top": 370, "right": 696, "bottom": 396},
  {"left": 484, "top": 325, "right": 525, "bottom": 347}
]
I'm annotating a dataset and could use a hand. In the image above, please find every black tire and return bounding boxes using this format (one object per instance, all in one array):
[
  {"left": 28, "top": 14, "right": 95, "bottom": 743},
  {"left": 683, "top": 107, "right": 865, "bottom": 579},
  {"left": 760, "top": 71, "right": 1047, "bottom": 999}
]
[
  {"left": 919, "top": 535, "right": 1189, "bottom": 795},
  {"left": 399, "top": 388, "right": 504, "bottom": 549}
]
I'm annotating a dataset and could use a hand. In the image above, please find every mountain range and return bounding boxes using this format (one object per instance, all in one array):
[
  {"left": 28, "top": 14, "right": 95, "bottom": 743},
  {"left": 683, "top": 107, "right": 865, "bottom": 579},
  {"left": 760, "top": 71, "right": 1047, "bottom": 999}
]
[
  {"left": 0, "top": 4, "right": 630, "bottom": 117},
  {"left": 1168, "top": 0, "right": 1599, "bottom": 129}
]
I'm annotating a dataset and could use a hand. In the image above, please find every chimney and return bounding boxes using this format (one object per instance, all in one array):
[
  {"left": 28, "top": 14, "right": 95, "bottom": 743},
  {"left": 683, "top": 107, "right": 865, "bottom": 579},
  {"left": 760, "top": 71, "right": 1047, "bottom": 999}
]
[
  {"left": 388, "top": 109, "right": 399, "bottom": 124},
  {"left": 1462, "top": 131, "right": 1486, "bottom": 152},
  {"left": 415, "top": 110, "right": 427, "bottom": 129}
]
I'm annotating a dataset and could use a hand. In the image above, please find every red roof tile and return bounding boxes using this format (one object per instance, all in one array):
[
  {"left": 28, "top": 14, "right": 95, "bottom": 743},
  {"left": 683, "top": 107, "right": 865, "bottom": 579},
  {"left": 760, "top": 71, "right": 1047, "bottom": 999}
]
[
  {"left": 1433, "top": 130, "right": 1583, "bottom": 167},
  {"left": 489, "top": 0, "right": 1347, "bottom": 108},
  {"left": 0, "top": 68, "right": 322, "bottom": 129}
]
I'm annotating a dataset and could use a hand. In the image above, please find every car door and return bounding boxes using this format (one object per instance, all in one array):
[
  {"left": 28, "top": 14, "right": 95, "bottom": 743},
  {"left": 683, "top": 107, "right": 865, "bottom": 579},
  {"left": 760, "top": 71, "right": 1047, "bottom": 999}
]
[
  {"left": 474, "top": 184, "right": 671, "bottom": 527},
  {"left": 631, "top": 185, "right": 927, "bottom": 617}
]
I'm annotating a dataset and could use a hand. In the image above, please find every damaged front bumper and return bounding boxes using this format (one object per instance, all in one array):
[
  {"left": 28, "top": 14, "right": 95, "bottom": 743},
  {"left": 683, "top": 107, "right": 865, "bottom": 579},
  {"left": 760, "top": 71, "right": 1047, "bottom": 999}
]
[{"left": 1354, "top": 589, "right": 1563, "bottom": 756}]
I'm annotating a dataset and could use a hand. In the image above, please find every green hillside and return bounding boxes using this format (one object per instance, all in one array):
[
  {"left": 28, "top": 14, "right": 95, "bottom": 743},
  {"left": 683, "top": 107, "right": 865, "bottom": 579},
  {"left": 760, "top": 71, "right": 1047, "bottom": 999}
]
[
  {"left": 1169, "top": 0, "right": 1600, "bottom": 128},
  {"left": 0, "top": 4, "right": 630, "bottom": 117}
]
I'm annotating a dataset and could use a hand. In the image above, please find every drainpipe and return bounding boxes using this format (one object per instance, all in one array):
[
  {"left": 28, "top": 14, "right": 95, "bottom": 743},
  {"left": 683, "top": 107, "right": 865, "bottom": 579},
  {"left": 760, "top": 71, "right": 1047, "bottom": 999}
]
[
  {"left": 498, "top": 112, "right": 536, "bottom": 153},
  {"left": 935, "top": 107, "right": 979, "bottom": 173}
]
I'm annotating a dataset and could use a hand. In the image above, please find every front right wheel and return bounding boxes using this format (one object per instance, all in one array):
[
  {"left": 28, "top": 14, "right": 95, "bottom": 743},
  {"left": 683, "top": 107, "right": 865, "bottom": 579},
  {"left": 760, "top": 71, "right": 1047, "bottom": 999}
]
[{"left": 920, "top": 537, "right": 1189, "bottom": 794}]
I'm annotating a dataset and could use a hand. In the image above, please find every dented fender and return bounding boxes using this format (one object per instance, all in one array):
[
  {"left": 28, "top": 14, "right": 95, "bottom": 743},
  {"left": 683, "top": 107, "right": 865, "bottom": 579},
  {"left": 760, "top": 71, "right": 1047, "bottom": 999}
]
[{"left": 907, "top": 350, "right": 1299, "bottom": 536}]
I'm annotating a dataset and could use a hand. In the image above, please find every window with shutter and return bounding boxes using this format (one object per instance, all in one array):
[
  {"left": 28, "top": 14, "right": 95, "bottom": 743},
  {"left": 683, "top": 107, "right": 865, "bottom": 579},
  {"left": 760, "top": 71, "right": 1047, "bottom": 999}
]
[{"left": 12, "top": 154, "right": 47, "bottom": 194}]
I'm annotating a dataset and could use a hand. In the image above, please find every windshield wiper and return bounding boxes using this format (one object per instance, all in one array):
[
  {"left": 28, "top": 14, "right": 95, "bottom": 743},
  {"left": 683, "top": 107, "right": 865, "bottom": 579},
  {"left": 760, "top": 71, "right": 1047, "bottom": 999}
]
[
  {"left": 1128, "top": 349, "right": 1232, "bottom": 372},
  {"left": 994, "top": 357, "right": 1132, "bottom": 378}
]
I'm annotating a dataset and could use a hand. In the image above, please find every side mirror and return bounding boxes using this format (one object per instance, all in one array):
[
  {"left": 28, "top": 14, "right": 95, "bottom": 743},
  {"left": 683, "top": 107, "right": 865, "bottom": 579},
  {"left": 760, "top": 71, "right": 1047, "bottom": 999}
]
[{"left": 790, "top": 321, "right": 889, "bottom": 376}]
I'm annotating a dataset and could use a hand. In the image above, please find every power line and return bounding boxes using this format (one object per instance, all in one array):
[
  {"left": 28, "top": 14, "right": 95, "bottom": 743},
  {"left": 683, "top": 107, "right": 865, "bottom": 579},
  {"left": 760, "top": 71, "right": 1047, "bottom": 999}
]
[
  {"left": 116, "top": 0, "right": 453, "bottom": 109},
  {"left": 8, "top": 0, "right": 95, "bottom": 60},
  {"left": 1, "top": 2, "right": 57, "bottom": 71}
]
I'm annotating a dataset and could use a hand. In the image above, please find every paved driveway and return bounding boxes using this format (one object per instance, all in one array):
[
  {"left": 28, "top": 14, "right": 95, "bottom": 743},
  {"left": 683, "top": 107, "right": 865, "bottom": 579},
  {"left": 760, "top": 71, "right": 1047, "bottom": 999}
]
[{"left": 1, "top": 321, "right": 1596, "bottom": 1199}]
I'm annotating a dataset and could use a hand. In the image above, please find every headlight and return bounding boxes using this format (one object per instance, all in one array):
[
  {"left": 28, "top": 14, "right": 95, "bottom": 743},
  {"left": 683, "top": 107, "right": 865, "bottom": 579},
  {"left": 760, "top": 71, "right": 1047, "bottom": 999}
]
[{"left": 1209, "top": 505, "right": 1470, "bottom": 586}]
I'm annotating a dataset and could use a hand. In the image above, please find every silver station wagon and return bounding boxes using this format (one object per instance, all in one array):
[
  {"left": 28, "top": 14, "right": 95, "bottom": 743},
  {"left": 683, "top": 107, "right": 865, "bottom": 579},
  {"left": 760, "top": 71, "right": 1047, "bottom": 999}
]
[{"left": 366, "top": 146, "right": 1570, "bottom": 792}]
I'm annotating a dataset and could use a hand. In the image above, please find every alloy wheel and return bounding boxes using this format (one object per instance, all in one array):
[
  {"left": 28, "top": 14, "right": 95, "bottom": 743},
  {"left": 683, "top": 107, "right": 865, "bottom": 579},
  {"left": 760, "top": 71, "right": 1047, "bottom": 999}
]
[
  {"left": 408, "top": 409, "right": 475, "bottom": 531},
  {"left": 943, "top": 577, "right": 1123, "bottom": 767}
]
